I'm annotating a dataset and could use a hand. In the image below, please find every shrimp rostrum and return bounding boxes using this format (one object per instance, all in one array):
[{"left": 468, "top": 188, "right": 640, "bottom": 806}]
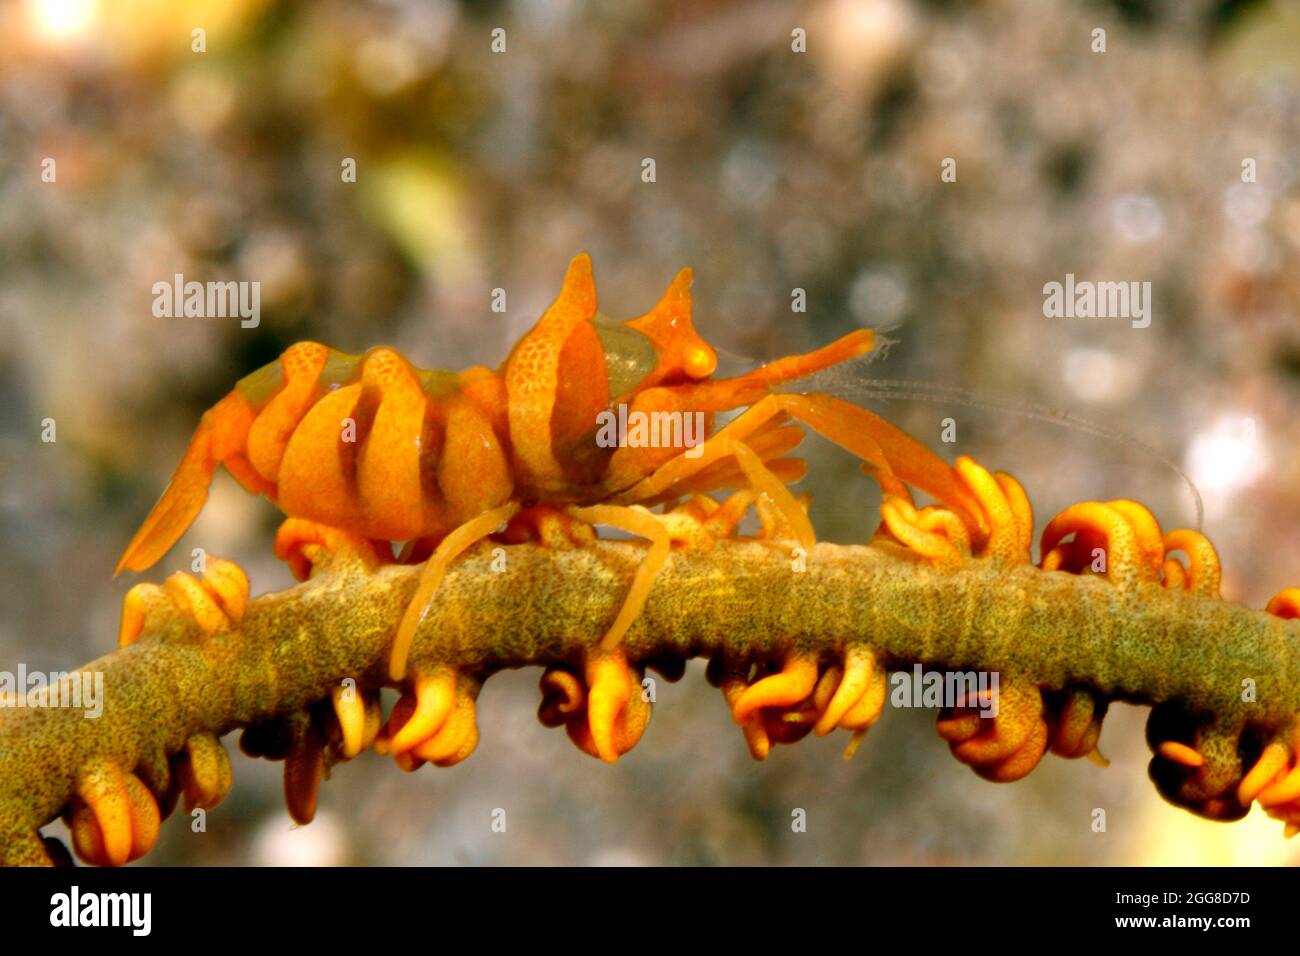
[{"left": 117, "top": 253, "right": 983, "bottom": 765}]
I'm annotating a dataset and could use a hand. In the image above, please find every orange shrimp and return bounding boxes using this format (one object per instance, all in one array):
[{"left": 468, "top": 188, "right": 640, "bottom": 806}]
[{"left": 117, "top": 253, "right": 983, "bottom": 761}]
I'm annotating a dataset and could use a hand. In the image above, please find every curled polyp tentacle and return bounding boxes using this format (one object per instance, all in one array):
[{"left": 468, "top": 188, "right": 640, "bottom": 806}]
[
  {"left": 1104, "top": 500, "right": 1167, "bottom": 580},
  {"left": 118, "top": 583, "right": 170, "bottom": 648},
  {"left": 162, "top": 560, "right": 249, "bottom": 636},
  {"left": 719, "top": 669, "right": 772, "bottom": 760},
  {"left": 1244, "top": 725, "right": 1300, "bottom": 835},
  {"left": 1044, "top": 688, "right": 1109, "bottom": 763},
  {"left": 730, "top": 651, "right": 819, "bottom": 725},
  {"left": 566, "top": 652, "right": 651, "bottom": 763},
  {"left": 273, "top": 517, "right": 387, "bottom": 581},
  {"left": 812, "top": 646, "right": 887, "bottom": 753},
  {"left": 566, "top": 681, "right": 652, "bottom": 761},
  {"left": 160, "top": 571, "right": 231, "bottom": 635},
  {"left": 942, "top": 678, "right": 1049, "bottom": 783},
  {"left": 1146, "top": 704, "right": 1248, "bottom": 821},
  {"left": 833, "top": 662, "right": 888, "bottom": 759},
  {"left": 880, "top": 499, "right": 967, "bottom": 572},
  {"left": 67, "top": 775, "right": 161, "bottom": 867},
  {"left": 1040, "top": 501, "right": 1158, "bottom": 590},
  {"left": 951, "top": 680, "right": 1038, "bottom": 762},
  {"left": 327, "top": 688, "right": 371, "bottom": 758},
  {"left": 813, "top": 648, "right": 874, "bottom": 735},
  {"left": 917, "top": 506, "right": 971, "bottom": 556},
  {"left": 200, "top": 558, "right": 250, "bottom": 624},
  {"left": 1156, "top": 740, "right": 1205, "bottom": 767},
  {"left": 839, "top": 667, "right": 888, "bottom": 731},
  {"left": 67, "top": 759, "right": 128, "bottom": 866},
  {"left": 1045, "top": 688, "right": 1092, "bottom": 754},
  {"left": 375, "top": 668, "right": 486, "bottom": 768},
  {"left": 538, "top": 665, "right": 586, "bottom": 728},
  {"left": 1240, "top": 738, "right": 1292, "bottom": 805},
  {"left": 381, "top": 666, "right": 457, "bottom": 757},
  {"left": 977, "top": 719, "right": 1050, "bottom": 782},
  {"left": 1243, "top": 715, "right": 1300, "bottom": 847},
  {"left": 134, "top": 749, "right": 178, "bottom": 820},
  {"left": 955, "top": 457, "right": 1027, "bottom": 564},
  {"left": 1162, "top": 558, "right": 1187, "bottom": 591},
  {"left": 1072, "top": 718, "right": 1109, "bottom": 767},
  {"left": 707, "top": 654, "right": 772, "bottom": 759},
  {"left": 993, "top": 471, "right": 1033, "bottom": 560},
  {"left": 808, "top": 664, "right": 843, "bottom": 723},
  {"left": 936, "top": 706, "right": 983, "bottom": 743},
  {"left": 876, "top": 459, "right": 1031, "bottom": 568},
  {"left": 748, "top": 477, "right": 814, "bottom": 548},
  {"left": 539, "top": 654, "right": 651, "bottom": 762},
  {"left": 754, "top": 660, "right": 823, "bottom": 745},
  {"left": 373, "top": 695, "right": 412, "bottom": 758},
  {"left": 412, "top": 675, "right": 483, "bottom": 767},
  {"left": 326, "top": 684, "right": 380, "bottom": 760},
  {"left": 1162, "top": 529, "right": 1221, "bottom": 598},
  {"left": 64, "top": 758, "right": 161, "bottom": 866},
  {"left": 379, "top": 702, "right": 423, "bottom": 780},
  {"left": 1261, "top": 794, "right": 1300, "bottom": 837},
  {"left": 118, "top": 557, "right": 250, "bottom": 647},
  {"left": 585, "top": 652, "right": 634, "bottom": 763},
  {"left": 1185, "top": 720, "right": 1245, "bottom": 806},
  {"left": 716, "top": 649, "right": 887, "bottom": 760},
  {"left": 176, "top": 730, "right": 233, "bottom": 811}
]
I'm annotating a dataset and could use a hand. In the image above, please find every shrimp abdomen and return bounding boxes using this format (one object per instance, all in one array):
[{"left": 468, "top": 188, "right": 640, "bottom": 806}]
[{"left": 114, "top": 391, "right": 259, "bottom": 575}]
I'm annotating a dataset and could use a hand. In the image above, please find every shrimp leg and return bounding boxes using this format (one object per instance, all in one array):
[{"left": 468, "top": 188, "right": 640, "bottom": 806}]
[
  {"left": 613, "top": 391, "right": 985, "bottom": 539},
  {"left": 388, "top": 501, "right": 521, "bottom": 682}
]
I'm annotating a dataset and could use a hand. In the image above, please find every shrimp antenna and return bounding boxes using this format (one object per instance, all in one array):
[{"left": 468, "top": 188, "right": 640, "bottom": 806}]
[{"left": 803, "top": 368, "right": 1205, "bottom": 530}]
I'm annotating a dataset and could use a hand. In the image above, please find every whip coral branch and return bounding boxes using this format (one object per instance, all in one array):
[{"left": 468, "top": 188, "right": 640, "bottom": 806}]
[
  {"left": 2, "top": 536, "right": 1300, "bottom": 865},
  {"left": 71, "top": 257, "right": 1300, "bottom": 864}
]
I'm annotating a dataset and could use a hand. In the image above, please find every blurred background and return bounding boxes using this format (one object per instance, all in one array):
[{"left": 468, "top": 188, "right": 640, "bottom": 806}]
[{"left": 2, "top": 0, "right": 1300, "bottom": 865}]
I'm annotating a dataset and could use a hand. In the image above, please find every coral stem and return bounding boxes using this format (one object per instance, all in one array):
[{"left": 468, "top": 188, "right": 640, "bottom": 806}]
[{"left": 1, "top": 539, "right": 1297, "bottom": 864}]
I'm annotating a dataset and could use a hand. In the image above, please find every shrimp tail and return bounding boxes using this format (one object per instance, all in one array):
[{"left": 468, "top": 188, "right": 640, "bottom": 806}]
[{"left": 115, "top": 392, "right": 258, "bottom": 576}]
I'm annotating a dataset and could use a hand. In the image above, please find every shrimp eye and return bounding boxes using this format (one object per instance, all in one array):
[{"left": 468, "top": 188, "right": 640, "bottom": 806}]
[{"left": 684, "top": 344, "right": 717, "bottom": 379}]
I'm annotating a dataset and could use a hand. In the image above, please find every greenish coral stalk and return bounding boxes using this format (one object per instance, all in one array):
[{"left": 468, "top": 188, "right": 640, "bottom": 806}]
[{"left": 1, "top": 539, "right": 1297, "bottom": 864}]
